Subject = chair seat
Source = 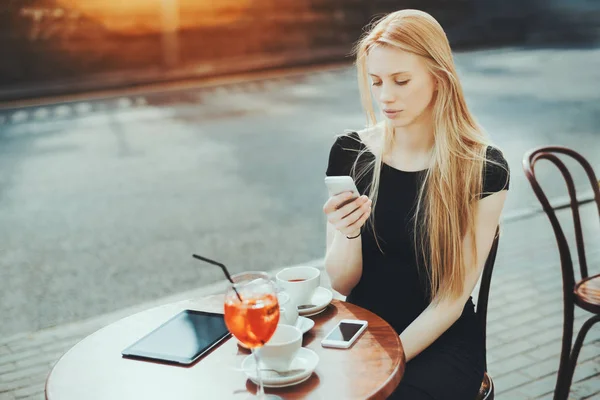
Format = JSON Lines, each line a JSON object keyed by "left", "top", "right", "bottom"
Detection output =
{"left": 574, "top": 273, "right": 600, "bottom": 314}
{"left": 475, "top": 372, "right": 494, "bottom": 400}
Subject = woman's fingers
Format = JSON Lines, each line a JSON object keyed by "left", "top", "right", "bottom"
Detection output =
{"left": 328, "top": 196, "right": 370, "bottom": 224}
{"left": 345, "top": 206, "right": 371, "bottom": 232}
{"left": 323, "top": 191, "right": 356, "bottom": 215}
{"left": 323, "top": 192, "right": 372, "bottom": 236}
{"left": 334, "top": 199, "right": 372, "bottom": 233}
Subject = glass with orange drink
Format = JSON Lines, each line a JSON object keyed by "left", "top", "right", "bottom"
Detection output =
{"left": 224, "top": 272, "right": 281, "bottom": 399}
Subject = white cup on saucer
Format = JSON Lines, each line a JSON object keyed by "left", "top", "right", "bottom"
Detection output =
{"left": 257, "top": 325, "right": 302, "bottom": 372}
{"left": 277, "top": 291, "right": 299, "bottom": 326}
{"left": 276, "top": 267, "right": 320, "bottom": 308}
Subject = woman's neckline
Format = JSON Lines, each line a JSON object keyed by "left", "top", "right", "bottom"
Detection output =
{"left": 382, "top": 162, "right": 428, "bottom": 174}
{"left": 349, "top": 131, "right": 429, "bottom": 174}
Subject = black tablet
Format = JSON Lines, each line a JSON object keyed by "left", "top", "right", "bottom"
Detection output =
{"left": 121, "top": 309, "right": 230, "bottom": 365}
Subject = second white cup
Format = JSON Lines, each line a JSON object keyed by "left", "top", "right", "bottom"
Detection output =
{"left": 257, "top": 324, "right": 302, "bottom": 371}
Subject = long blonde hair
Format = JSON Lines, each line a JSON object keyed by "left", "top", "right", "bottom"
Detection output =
{"left": 353, "top": 9, "right": 491, "bottom": 303}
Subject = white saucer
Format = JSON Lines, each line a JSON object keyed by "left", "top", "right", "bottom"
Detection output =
{"left": 241, "top": 347, "right": 319, "bottom": 388}
{"left": 294, "top": 316, "right": 315, "bottom": 334}
{"left": 238, "top": 318, "right": 314, "bottom": 349}
{"left": 297, "top": 287, "right": 333, "bottom": 316}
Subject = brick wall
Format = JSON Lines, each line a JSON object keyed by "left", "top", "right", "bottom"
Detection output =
{"left": 1, "top": 0, "right": 598, "bottom": 101}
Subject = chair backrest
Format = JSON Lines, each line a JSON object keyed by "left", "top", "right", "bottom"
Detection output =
{"left": 523, "top": 146, "right": 600, "bottom": 294}
{"left": 476, "top": 228, "right": 500, "bottom": 370}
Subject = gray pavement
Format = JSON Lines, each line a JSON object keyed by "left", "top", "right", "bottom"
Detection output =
{"left": 1, "top": 47, "right": 599, "bottom": 339}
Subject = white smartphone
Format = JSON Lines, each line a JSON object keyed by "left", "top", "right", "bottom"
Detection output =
{"left": 320, "top": 319, "right": 368, "bottom": 349}
{"left": 324, "top": 176, "right": 360, "bottom": 199}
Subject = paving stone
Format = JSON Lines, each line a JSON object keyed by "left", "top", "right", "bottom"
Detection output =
{"left": 490, "top": 354, "right": 537, "bottom": 377}
{"left": 525, "top": 340, "right": 563, "bottom": 361}
{"left": 16, "top": 394, "right": 44, "bottom": 400}
{"left": 0, "top": 392, "right": 16, "bottom": 400}
{"left": 529, "top": 326, "right": 565, "bottom": 346}
{"left": 572, "top": 357, "right": 600, "bottom": 383}
{"left": 487, "top": 335, "right": 506, "bottom": 350}
{"left": 493, "top": 371, "right": 532, "bottom": 393}
{"left": 513, "top": 374, "right": 557, "bottom": 398}
{"left": 494, "top": 389, "right": 533, "bottom": 400}
{"left": 495, "top": 323, "right": 539, "bottom": 342}
{"left": 490, "top": 340, "right": 537, "bottom": 361}
{"left": 533, "top": 313, "right": 565, "bottom": 330}
{"left": 571, "top": 374, "right": 600, "bottom": 399}
{"left": 522, "top": 357, "right": 559, "bottom": 379}
{"left": 0, "top": 365, "right": 49, "bottom": 384}
{"left": 0, "top": 364, "right": 16, "bottom": 375}
{"left": 0, "top": 372, "right": 48, "bottom": 393}
{"left": 12, "top": 383, "right": 44, "bottom": 399}
{"left": 14, "top": 352, "right": 65, "bottom": 371}
{"left": 0, "top": 351, "right": 39, "bottom": 368}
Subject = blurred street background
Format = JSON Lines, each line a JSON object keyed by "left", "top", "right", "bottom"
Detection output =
{"left": 1, "top": 45, "right": 600, "bottom": 339}
{"left": 1, "top": 0, "right": 599, "bottom": 338}
{"left": 0, "top": 1, "right": 599, "bottom": 393}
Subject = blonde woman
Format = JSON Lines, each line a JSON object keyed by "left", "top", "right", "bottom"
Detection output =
{"left": 323, "top": 10, "right": 510, "bottom": 399}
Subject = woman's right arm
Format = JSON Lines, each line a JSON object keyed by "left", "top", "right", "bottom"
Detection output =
{"left": 323, "top": 192, "right": 372, "bottom": 296}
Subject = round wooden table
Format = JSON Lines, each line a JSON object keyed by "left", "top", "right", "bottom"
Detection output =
{"left": 46, "top": 296, "right": 405, "bottom": 399}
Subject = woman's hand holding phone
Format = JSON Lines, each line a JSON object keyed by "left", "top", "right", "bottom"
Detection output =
{"left": 323, "top": 192, "right": 372, "bottom": 238}
{"left": 323, "top": 177, "right": 366, "bottom": 294}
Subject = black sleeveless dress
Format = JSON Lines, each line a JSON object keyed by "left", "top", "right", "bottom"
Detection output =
{"left": 325, "top": 132, "right": 510, "bottom": 400}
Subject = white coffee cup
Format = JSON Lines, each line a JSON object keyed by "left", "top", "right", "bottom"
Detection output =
{"left": 276, "top": 267, "right": 320, "bottom": 307}
{"left": 257, "top": 325, "right": 302, "bottom": 371}
{"left": 277, "top": 291, "right": 299, "bottom": 326}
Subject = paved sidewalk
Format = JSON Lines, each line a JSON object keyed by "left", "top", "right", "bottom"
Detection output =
{"left": 1, "top": 207, "right": 599, "bottom": 399}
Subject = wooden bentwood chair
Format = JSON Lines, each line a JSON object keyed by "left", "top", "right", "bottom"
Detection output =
{"left": 523, "top": 146, "right": 600, "bottom": 400}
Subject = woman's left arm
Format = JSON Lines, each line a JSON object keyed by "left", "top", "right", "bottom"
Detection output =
{"left": 399, "top": 190, "right": 508, "bottom": 362}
